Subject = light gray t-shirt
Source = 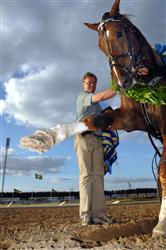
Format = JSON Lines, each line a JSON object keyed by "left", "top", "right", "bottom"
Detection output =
{"left": 77, "top": 91, "right": 102, "bottom": 122}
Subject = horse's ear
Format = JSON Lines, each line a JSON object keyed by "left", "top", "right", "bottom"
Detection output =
{"left": 84, "top": 23, "right": 99, "bottom": 31}
{"left": 110, "top": 0, "right": 120, "bottom": 16}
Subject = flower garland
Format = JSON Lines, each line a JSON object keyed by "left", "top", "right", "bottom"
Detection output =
{"left": 110, "top": 79, "right": 166, "bottom": 105}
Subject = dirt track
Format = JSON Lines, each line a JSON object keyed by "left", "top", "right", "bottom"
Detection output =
{"left": 1, "top": 202, "right": 166, "bottom": 249}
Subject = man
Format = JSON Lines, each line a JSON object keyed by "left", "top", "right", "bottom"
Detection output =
{"left": 75, "top": 72, "right": 116, "bottom": 226}
{"left": 137, "top": 65, "right": 166, "bottom": 76}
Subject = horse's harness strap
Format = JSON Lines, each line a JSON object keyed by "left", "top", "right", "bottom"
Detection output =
{"left": 102, "top": 21, "right": 130, "bottom": 69}
{"left": 110, "top": 53, "right": 129, "bottom": 62}
{"left": 102, "top": 28, "right": 114, "bottom": 61}
{"left": 98, "top": 17, "right": 121, "bottom": 30}
{"left": 141, "top": 74, "right": 163, "bottom": 145}
{"left": 99, "top": 16, "right": 131, "bottom": 69}
{"left": 147, "top": 76, "right": 163, "bottom": 86}
{"left": 140, "top": 103, "right": 163, "bottom": 144}
{"left": 140, "top": 104, "right": 152, "bottom": 127}
{"left": 160, "top": 158, "right": 166, "bottom": 164}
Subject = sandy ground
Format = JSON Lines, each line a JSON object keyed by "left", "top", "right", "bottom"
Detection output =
{"left": 1, "top": 202, "right": 166, "bottom": 249}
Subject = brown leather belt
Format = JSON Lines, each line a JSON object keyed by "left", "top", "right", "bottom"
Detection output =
{"left": 81, "top": 131, "right": 93, "bottom": 136}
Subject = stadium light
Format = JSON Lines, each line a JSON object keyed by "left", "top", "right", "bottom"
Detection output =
{"left": 1, "top": 137, "right": 10, "bottom": 198}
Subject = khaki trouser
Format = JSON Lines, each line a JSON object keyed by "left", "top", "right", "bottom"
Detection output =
{"left": 75, "top": 133, "right": 105, "bottom": 219}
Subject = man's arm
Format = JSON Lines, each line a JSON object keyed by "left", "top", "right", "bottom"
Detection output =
{"left": 92, "top": 89, "right": 116, "bottom": 102}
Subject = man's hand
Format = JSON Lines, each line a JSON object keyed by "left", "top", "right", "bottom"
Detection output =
{"left": 136, "top": 67, "right": 149, "bottom": 76}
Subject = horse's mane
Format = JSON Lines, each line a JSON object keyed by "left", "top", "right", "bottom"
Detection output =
{"left": 122, "top": 14, "right": 163, "bottom": 67}
{"left": 152, "top": 50, "right": 164, "bottom": 66}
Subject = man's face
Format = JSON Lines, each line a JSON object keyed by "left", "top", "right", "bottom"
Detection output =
{"left": 83, "top": 76, "right": 97, "bottom": 93}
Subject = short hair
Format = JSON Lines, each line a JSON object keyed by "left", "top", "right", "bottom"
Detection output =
{"left": 82, "top": 72, "right": 97, "bottom": 82}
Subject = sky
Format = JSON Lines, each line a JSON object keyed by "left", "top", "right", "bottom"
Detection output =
{"left": 0, "top": 0, "right": 165, "bottom": 193}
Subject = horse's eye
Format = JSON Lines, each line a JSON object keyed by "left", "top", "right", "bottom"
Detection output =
{"left": 117, "top": 31, "right": 122, "bottom": 38}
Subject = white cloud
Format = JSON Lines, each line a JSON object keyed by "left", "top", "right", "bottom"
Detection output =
{"left": 0, "top": 147, "right": 15, "bottom": 156}
{"left": 2, "top": 63, "right": 77, "bottom": 127}
{"left": 118, "top": 131, "right": 148, "bottom": 144}
{"left": 109, "top": 176, "right": 154, "bottom": 184}
{"left": 0, "top": 100, "right": 6, "bottom": 115}
{"left": 104, "top": 176, "right": 156, "bottom": 190}
{"left": 0, "top": 154, "right": 69, "bottom": 176}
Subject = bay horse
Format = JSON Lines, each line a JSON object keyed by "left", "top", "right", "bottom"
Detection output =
{"left": 84, "top": 0, "right": 166, "bottom": 238}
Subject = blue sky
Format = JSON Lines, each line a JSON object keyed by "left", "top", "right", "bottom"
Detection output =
{"left": 0, "top": 0, "right": 165, "bottom": 192}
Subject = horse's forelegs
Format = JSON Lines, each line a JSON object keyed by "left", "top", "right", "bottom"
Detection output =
{"left": 159, "top": 137, "right": 166, "bottom": 197}
{"left": 153, "top": 136, "right": 166, "bottom": 238}
{"left": 83, "top": 108, "right": 146, "bottom": 131}
{"left": 83, "top": 109, "right": 127, "bottom": 131}
{"left": 83, "top": 111, "right": 113, "bottom": 131}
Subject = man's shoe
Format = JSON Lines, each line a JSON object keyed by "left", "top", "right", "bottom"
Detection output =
{"left": 81, "top": 215, "right": 93, "bottom": 226}
{"left": 93, "top": 215, "right": 113, "bottom": 225}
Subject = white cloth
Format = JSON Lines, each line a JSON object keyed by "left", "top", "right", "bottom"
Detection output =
{"left": 20, "top": 122, "right": 89, "bottom": 153}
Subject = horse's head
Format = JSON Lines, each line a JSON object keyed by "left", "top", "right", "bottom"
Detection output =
{"left": 85, "top": 0, "right": 152, "bottom": 90}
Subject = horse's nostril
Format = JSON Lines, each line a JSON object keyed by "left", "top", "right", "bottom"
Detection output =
{"left": 123, "top": 79, "right": 132, "bottom": 90}
{"left": 123, "top": 81, "right": 129, "bottom": 89}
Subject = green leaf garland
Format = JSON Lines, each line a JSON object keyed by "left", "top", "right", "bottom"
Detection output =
{"left": 110, "top": 79, "right": 166, "bottom": 105}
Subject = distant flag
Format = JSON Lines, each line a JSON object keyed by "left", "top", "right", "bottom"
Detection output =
{"left": 52, "top": 188, "right": 57, "bottom": 192}
{"left": 14, "top": 188, "right": 22, "bottom": 193}
{"left": 127, "top": 181, "right": 132, "bottom": 190}
{"left": 35, "top": 173, "right": 43, "bottom": 180}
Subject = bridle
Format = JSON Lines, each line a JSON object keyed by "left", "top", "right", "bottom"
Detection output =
{"left": 98, "top": 13, "right": 163, "bottom": 87}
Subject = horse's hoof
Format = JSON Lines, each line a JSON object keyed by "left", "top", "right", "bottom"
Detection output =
{"left": 152, "top": 198, "right": 166, "bottom": 238}
{"left": 152, "top": 224, "right": 166, "bottom": 238}
{"left": 83, "top": 116, "right": 99, "bottom": 131}
{"left": 152, "top": 231, "right": 166, "bottom": 239}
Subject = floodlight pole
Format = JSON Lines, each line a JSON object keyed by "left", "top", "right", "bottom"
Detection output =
{"left": 1, "top": 137, "right": 10, "bottom": 198}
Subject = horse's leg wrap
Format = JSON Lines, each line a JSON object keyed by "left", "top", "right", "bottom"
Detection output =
{"left": 152, "top": 198, "right": 166, "bottom": 238}
{"left": 20, "top": 122, "right": 88, "bottom": 153}
{"left": 152, "top": 136, "right": 166, "bottom": 238}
